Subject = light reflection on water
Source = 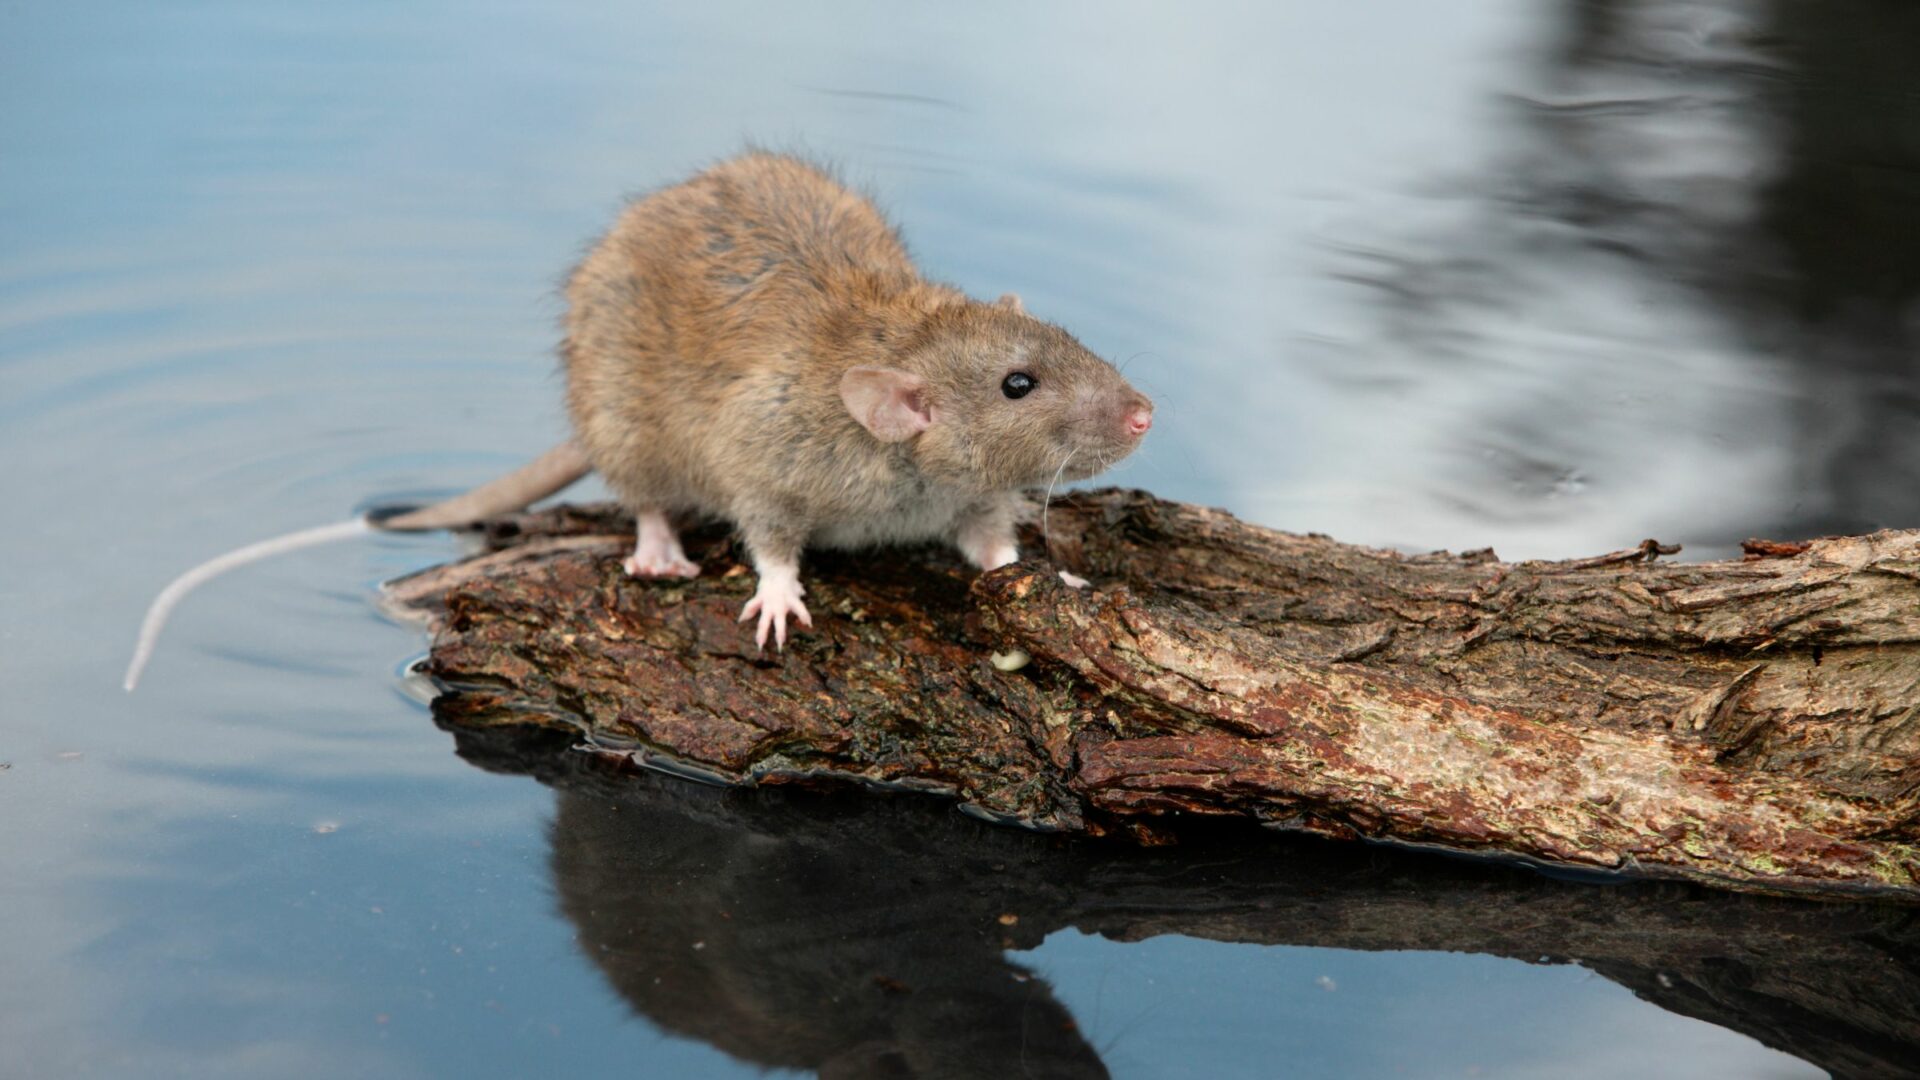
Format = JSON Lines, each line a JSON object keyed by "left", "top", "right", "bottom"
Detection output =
{"left": 6, "top": 0, "right": 1912, "bottom": 1076}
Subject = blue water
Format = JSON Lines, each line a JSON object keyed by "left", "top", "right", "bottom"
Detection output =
{"left": 8, "top": 1, "right": 1913, "bottom": 1076}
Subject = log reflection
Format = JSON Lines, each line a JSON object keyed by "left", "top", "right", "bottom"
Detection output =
{"left": 447, "top": 719, "right": 1920, "bottom": 1080}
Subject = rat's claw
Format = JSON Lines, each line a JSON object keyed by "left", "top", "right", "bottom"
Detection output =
{"left": 739, "top": 575, "right": 812, "bottom": 650}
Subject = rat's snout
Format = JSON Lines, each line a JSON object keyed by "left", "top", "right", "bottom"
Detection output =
{"left": 1071, "top": 385, "right": 1154, "bottom": 469}
{"left": 1112, "top": 389, "right": 1154, "bottom": 443}
{"left": 1056, "top": 375, "right": 1154, "bottom": 482}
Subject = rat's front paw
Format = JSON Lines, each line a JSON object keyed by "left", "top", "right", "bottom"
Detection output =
{"left": 1058, "top": 570, "right": 1090, "bottom": 589}
{"left": 739, "top": 574, "right": 813, "bottom": 650}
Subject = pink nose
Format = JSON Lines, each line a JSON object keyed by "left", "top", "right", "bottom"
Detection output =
{"left": 1124, "top": 407, "right": 1153, "bottom": 437}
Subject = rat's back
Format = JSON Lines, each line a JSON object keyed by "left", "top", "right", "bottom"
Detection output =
{"left": 688, "top": 153, "right": 915, "bottom": 287}
{"left": 567, "top": 153, "right": 916, "bottom": 366}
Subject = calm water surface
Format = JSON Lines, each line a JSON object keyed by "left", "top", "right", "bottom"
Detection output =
{"left": 6, "top": 2, "right": 1917, "bottom": 1077}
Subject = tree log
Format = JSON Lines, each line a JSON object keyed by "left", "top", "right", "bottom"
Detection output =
{"left": 385, "top": 490, "right": 1920, "bottom": 902}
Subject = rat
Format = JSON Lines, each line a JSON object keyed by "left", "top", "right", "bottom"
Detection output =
{"left": 124, "top": 151, "right": 1153, "bottom": 689}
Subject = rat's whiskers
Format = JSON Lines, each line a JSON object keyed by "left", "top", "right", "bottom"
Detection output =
{"left": 1041, "top": 449, "right": 1075, "bottom": 560}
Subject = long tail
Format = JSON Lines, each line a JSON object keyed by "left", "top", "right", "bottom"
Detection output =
{"left": 123, "top": 440, "right": 592, "bottom": 691}
{"left": 377, "top": 440, "right": 590, "bottom": 531}
{"left": 123, "top": 519, "right": 371, "bottom": 691}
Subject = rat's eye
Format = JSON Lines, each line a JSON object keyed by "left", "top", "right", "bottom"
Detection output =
{"left": 1001, "top": 372, "right": 1037, "bottom": 399}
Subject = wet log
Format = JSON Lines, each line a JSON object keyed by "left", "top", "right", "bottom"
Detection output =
{"left": 384, "top": 490, "right": 1920, "bottom": 903}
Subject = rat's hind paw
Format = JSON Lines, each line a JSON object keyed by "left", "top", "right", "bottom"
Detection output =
{"left": 624, "top": 510, "right": 701, "bottom": 578}
{"left": 739, "top": 575, "right": 812, "bottom": 650}
{"left": 1058, "top": 570, "right": 1090, "bottom": 589}
{"left": 624, "top": 551, "right": 701, "bottom": 578}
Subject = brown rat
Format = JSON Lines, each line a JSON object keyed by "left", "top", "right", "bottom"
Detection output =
{"left": 564, "top": 152, "right": 1152, "bottom": 645}
{"left": 124, "top": 151, "right": 1152, "bottom": 686}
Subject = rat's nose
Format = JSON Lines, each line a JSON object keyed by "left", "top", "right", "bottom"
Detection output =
{"left": 1124, "top": 404, "right": 1153, "bottom": 438}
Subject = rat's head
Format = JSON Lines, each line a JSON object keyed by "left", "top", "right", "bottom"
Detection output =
{"left": 840, "top": 299, "right": 1153, "bottom": 491}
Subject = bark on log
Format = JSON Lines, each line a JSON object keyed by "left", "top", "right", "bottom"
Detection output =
{"left": 384, "top": 490, "right": 1920, "bottom": 903}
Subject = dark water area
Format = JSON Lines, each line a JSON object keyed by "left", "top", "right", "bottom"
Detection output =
{"left": 5, "top": 2, "right": 1918, "bottom": 1077}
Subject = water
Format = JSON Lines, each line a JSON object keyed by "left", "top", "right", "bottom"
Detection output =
{"left": 4, "top": 1, "right": 1915, "bottom": 1076}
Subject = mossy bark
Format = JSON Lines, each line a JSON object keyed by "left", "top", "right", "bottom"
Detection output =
{"left": 385, "top": 490, "right": 1920, "bottom": 903}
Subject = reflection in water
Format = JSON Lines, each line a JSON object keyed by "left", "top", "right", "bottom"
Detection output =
{"left": 462, "top": 722, "right": 1920, "bottom": 1080}
{"left": 1737, "top": 2, "right": 1920, "bottom": 534}
{"left": 1320, "top": 0, "right": 1920, "bottom": 546}
{"left": 551, "top": 776, "right": 1108, "bottom": 1079}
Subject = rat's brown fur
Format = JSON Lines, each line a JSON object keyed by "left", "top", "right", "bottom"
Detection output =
{"left": 562, "top": 152, "right": 1151, "bottom": 643}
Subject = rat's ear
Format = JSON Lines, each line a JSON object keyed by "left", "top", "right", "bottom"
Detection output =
{"left": 841, "top": 367, "right": 934, "bottom": 442}
{"left": 995, "top": 293, "right": 1024, "bottom": 313}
